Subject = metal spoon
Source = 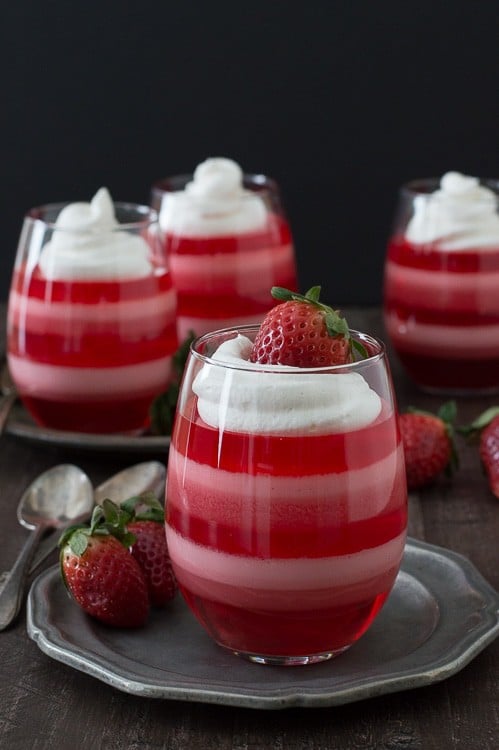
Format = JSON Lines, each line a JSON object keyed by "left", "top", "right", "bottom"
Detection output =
{"left": 94, "top": 459, "right": 166, "bottom": 506}
{"left": 0, "top": 464, "right": 94, "bottom": 630}
{"left": 0, "top": 362, "right": 17, "bottom": 436}
{"left": 29, "top": 460, "right": 166, "bottom": 574}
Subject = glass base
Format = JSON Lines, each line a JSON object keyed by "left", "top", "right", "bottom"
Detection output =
{"left": 231, "top": 645, "right": 351, "bottom": 666}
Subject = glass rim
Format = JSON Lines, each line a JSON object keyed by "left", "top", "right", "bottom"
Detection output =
{"left": 189, "top": 324, "right": 386, "bottom": 374}
{"left": 400, "top": 176, "right": 499, "bottom": 198}
{"left": 151, "top": 172, "right": 280, "bottom": 196}
{"left": 25, "top": 201, "right": 159, "bottom": 231}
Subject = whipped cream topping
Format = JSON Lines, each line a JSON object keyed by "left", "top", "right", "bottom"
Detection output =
{"left": 38, "top": 188, "right": 153, "bottom": 280}
{"left": 159, "top": 158, "right": 268, "bottom": 237}
{"left": 193, "top": 335, "right": 381, "bottom": 435}
{"left": 406, "top": 171, "right": 499, "bottom": 250}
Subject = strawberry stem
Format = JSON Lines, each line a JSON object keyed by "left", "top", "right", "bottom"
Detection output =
{"left": 120, "top": 492, "right": 164, "bottom": 523}
{"left": 271, "top": 286, "right": 367, "bottom": 359}
{"left": 458, "top": 406, "right": 499, "bottom": 438}
{"left": 58, "top": 499, "right": 137, "bottom": 554}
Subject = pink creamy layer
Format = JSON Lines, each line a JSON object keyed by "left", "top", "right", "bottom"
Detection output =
{"left": 169, "top": 243, "right": 294, "bottom": 290}
{"left": 9, "top": 354, "right": 173, "bottom": 400}
{"left": 384, "top": 261, "right": 499, "bottom": 313}
{"left": 168, "top": 444, "right": 404, "bottom": 525}
{"left": 166, "top": 527, "right": 406, "bottom": 610}
{"left": 385, "top": 311, "right": 499, "bottom": 358}
{"left": 8, "top": 288, "right": 177, "bottom": 335}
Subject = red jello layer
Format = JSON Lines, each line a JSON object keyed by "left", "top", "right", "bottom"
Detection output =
{"left": 168, "top": 503, "right": 406, "bottom": 559}
{"left": 8, "top": 266, "right": 177, "bottom": 367}
{"left": 21, "top": 394, "right": 156, "bottom": 433}
{"left": 165, "top": 215, "right": 292, "bottom": 256}
{"left": 384, "top": 235, "right": 499, "bottom": 391}
{"left": 384, "top": 238, "right": 499, "bottom": 323}
{"left": 175, "top": 272, "right": 297, "bottom": 319}
{"left": 167, "top": 405, "right": 407, "bottom": 557}
{"left": 386, "top": 236, "right": 499, "bottom": 272}
{"left": 10, "top": 264, "right": 175, "bottom": 302}
{"left": 179, "top": 587, "right": 390, "bottom": 657}
{"left": 167, "top": 400, "right": 407, "bottom": 654}
{"left": 172, "top": 402, "right": 399, "bottom": 476}
{"left": 8, "top": 263, "right": 178, "bottom": 431}
{"left": 8, "top": 328, "right": 177, "bottom": 367}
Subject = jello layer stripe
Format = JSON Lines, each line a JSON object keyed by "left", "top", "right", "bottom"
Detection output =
{"left": 8, "top": 354, "right": 173, "bottom": 398}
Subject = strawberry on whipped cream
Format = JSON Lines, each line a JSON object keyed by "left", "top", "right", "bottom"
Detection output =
{"left": 155, "top": 158, "right": 297, "bottom": 339}
{"left": 7, "top": 189, "right": 178, "bottom": 433}
{"left": 166, "top": 324, "right": 407, "bottom": 662}
{"left": 384, "top": 172, "right": 499, "bottom": 393}
{"left": 191, "top": 334, "right": 382, "bottom": 433}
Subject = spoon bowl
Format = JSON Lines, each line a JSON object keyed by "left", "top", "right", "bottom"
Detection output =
{"left": 94, "top": 460, "right": 166, "bottom": 506}
{"left": 17, "top": 464, "right": 94, "bottom": 530}
{"left": 0, "top": 464, "right": 93, "bottom": 630}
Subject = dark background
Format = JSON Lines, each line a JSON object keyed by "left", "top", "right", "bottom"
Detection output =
{"left": 2, "top": 1, "right": 498, "bottom": 304}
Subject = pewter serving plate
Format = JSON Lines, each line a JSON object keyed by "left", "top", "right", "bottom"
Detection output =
{"left": 27, "top": 538, "right": 499, "bottom": 709}
{"left": 6, "top": 402, "right": 170, "bottom": 454}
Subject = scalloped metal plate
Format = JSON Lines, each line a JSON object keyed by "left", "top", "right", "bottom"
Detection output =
{"left": 6, "top": 402, "right": 169, "bottom": 454}
{"left": 27, "top": 538, "right": 499, "bottom": 709}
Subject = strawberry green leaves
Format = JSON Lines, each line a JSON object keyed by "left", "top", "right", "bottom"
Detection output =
{"left": 269, "top": 286, "right": 368, "bottom": 362}
{"left": 120, "top": 492, "right": 164, "bottom": 523}
{"left": 59, "top": 499, "right": 136, "bottom": 557}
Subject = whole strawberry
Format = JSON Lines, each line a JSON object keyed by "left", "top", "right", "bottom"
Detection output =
{"left": 459, "top": 407, "right": 499, "bottom": 499}
{"left": 59, "top": 501, "right": 149, "bottom": 628}
{"left": 250, "top": 286, "right": 366, "bottom": 367}
{"left": 399, "top": 401, "right": 458, "bottom": 490}
{"left": 121, "top": 492, "right": 176, "bottom": 607}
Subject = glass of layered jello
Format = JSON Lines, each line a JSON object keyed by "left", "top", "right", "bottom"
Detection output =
{"left": 7, "top": 188, "right": 178, "bottom": 433}
{"left": 166, "top": 288, "right": 407, "bottom": 665}
{"left": 151, "top": 157, "right": 298, "bottom": 340}
{"left": 384, "top": 171, "right": 499, "bottom": 394}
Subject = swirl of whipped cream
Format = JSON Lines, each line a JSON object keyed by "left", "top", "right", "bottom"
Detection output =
{"left": 193, "top": 335, "right": 381, "bottom": 435}
{"left": 38, "top": 188, "right": 153, "bottom": 280}
{"left": 159, "top": 157, "right": 268, "bottom": 237}
{"left": 405, "top": 171, "right": 499, "bottom": 250}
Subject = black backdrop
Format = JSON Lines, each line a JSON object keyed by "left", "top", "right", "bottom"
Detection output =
{"left": 2, "top": 0, "right": 498, "bottom": 304}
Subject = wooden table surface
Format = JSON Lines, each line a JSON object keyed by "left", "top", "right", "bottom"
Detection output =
{"left": 0, "top": 305, "right": 498, "bottom": 750}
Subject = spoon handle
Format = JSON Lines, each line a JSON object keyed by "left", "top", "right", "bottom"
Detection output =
{"left": 0, "top": 524, "right": 46, "bottom": 630}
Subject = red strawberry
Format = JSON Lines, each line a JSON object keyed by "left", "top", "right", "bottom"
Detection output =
{"left": 399, "top": 401, "right": 458, "bottom": 490}
{"left": 120, "top": 492, "right": 177, "bottom": 607}
{"left": 59, "top": 502, "right": 149, "bottom": 628}
{"left": 459, "top": 407, "right": 499, "bottom": 499}
{"left": 250, "top": 286, "right": 366, "bottom": 367}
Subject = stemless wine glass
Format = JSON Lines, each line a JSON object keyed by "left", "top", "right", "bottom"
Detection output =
{"left": 166, "top": 325, "right": 408, "bottom": 665}
{"left": 151, "top": 158, "right": 298, "bottom": 341}
{"left": 7, "top": 191, "right": 178, "bottom": 434}
{"left": 383, "top": 172, "right": 499, "bottom": 394}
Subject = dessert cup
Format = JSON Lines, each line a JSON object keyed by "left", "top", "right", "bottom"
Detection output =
{"left": 7, "top": 191, "right": 178, "bottom": 433}
{"left": 151, "top": 158, "right": 298, "bottom": 341}
{"left": 383, "top": 173, "right": 499, "bottom": 394}
{"left": 165, "top": 325, "right": 408, "bottom": 665}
